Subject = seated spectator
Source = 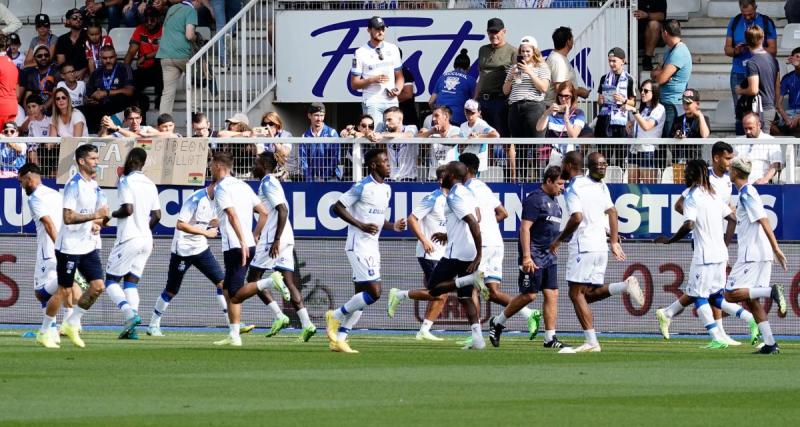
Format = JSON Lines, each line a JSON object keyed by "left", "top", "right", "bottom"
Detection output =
{"left": 669, "top": 88, "right": 710, "bottom": 164}
{"left": 625, "top": 79, "right": 664, "bottom": 183}
{"left": 20, "top": 95, "right": 51, "bottom": 138}
{"left": 24, "top": 15, "right": 58, "bottom": 69}
{"left": 124, "top": 7, "right": 163, "bottom": 122}
{"left": 340, "top": 114, "right": 375, "bottom": 139}
{"left": 0, "top": 4, "right": 22, "bottom": 38}
{"left": 56, "top": 63, "right": 87, "bottom": 108}
{"left": 217, "top": 113, "right": 253, "bottom": 138}
{"left": 738, "top": 112, "right": 783, "bottom": 184}
{"left": 156, "top": 113, "right": 180, "bottom": 137}
{"left": 595, "top": 47, "right": 636, "bottom": 166}
{"left": 374, "top": 106, "right": 418, "bottom": 182}
{"left": 0, "top": 122, "right": 26, "bottom": 178}
{"left": 299, "top": 102, "right": 340, "bottom": 182}
{"left": 430, "top": 49, "right": 475, "bottom": 126}
{"left": 18, "top": 46, "right": 58, "bottom": 111}
{"left": 633, "top": 0, "right": 666, "bottom": 71}
{"left": 83, "top": 45, "right": 136, "bottom": 133}
{"left": 82, "top": 0, "right": 137, "bottom": 31}
{"left": 254, "top": 111, "right": 292, "bottom": 161}
{"left": 56, "top": 9, "right": 89, "bottom": 80}
{"left": 49, "top": 87, "right": 88, "bottom": 137}
{"left": 537, "top": 81, "right": 586, "bottom": 165}
{"left": 85, "top": 21, "right": 114, "bottom": 76}
{"left": 191, "top": 111, "right": 215, "bottom": 137}
{"left": 418, "top": 106, "right": 459, "bottom": 180}
{"left": 459, "top": 99, "right": 498, "bottom": 175}
{"left": 7, "top": 33, "right": 24, "bottom": 69}
{"left": 99, "top": 106, "right": 158, "bottom": 137}
{"left": 776, "top": 47, "right": 800, "bottom": 137}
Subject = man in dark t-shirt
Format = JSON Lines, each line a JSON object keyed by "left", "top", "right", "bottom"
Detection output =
{"left": 669, "top": 88, "right": 710, "bottom": 163}
{"left": 55, "top": 9, "right": 89, "bottom": 79}
{"left": 83, "top": 45, "right": 135, "bottom": 133}
{"left": 398, "top": 67, "right": 419, "bottom": 127}
{"left": 488, "top": 166, "right": 569, "bottom": 350}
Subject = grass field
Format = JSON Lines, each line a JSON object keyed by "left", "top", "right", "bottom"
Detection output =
{"left": 1, "top": 328, "right": 799, "bottom": 426}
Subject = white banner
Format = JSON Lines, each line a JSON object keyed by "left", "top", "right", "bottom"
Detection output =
{"left": 275, "top": 9, "right": 627, "bottom": 102}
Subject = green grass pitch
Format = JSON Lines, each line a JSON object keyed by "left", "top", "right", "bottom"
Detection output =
{"left": 1, "top": 329, "right": 799, "bottom": 426}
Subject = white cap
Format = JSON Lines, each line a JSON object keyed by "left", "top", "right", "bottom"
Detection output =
{"left": 520, "top": 35, "right": 538, "bottom": 49}
{"left": 464, "top": 99, "right": 480, "bottom": 112}
{"left": 731, "top": 155, "right": 752, "bottom": 174}
{"left": 226, "top": 113, "right": 250, "bottom": 125}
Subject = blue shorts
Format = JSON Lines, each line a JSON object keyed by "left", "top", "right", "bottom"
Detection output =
{"left": 417, "top": 257, "right": 438, "bottom": 282}
{"left": 428, "top": 258, "right": 473, "bottom": 298}
{"left": 56, "top": 250, "right": 103, "bottom": 288}
{"left": 223, "top": 247, "right": 255, "bottom": 298}
{"left": 518, "top": 263, "right": 558, "bottom": 293}
{"left": 165, "top": 248, "right": 225, "bottom": 294}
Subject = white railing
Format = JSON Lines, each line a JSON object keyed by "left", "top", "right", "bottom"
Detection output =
{"left": 185, "top": 0, "right": 276, "bottom": 132}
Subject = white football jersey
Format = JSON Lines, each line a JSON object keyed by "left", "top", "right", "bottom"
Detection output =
{"left": 56, "top": 173, "right": 101, "bottom": 255}
{"left": 684, "top": 186, "right": 732, "bottom": 265}
{"left": 115, "top": 171, "right": 159, "bottom": 244}
{"left": 565, "top": 175, "right": 614, "bottom": 253}
{"left": 464, "top": 178, "right": 503, "bottom": 247}
{"left": 214, "top": 176, "right": 260, "bottom": 250}
{"left": 339, "top": 175, "right": 391, "bottom": 254}
{"left": 709, "top": 167, "right": 732, "bottom": 206}
{"left": 735, "top": 184, "right": 772, "bottom": 262}
{"left": 28, "top": 184, "right": 62, "bottom": 262}
{"left": 444, "top": 183, "right": 479, "bottom": 262}
{"left": 257, "top": 174, "right": 294, "bottom": 245}
{"left": 172, "top": 188, "right": 216, "bottom": 256}
{"left": 411, "top": 188, "right": 447, "bottom": 260}
{"left": 351, "top": 41, "right": 402, "bottom": 105}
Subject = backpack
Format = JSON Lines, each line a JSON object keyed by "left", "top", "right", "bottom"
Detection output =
{"left": 731, "top": 13, "right": 776, "bottom": 47}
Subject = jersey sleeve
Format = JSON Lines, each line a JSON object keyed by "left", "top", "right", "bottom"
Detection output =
{"left": 265, "top": 181, "right": 287, "bottom": 208}
{"left": 565, "top": 186, "right": 582, "bottom": 216}
{"left": 741, "top": 189, "right": 767, "bottom": 223}
{"left": 118, "top": 177, "right": 134, "bottom": 205}
{"left": 449, "top": 190, "right": 477, "bottom": 221}
{"left": 338, "top": 181, "right": 364, "bottom": 208}
{"left": 28, "top": 195, "right": 47, "bottom": 221}
{"left": 350, "top": 51, "right": 362, "bottom": 76}
{"left": 215, "top": 181, "right": 234, "bottom": 211}
{"left": 392, "top": 46, "right": 402, "bottom": 71}
{"left": 683, "top": 193, "right": 698, "bottom": 222}
{"left": 62, "top": 181, "right": 78, "bottom": 211}
{"left": 521, "top": 195, "right": 540, "bottom": 222}
{"left": 601, "top": 184, "right": 614, "bottom": 211}
{"left": 412, "top": 193, "right": 436, "bottom": 220}
{"left": 177, "top": 193, "right": 199, "bottom": 223}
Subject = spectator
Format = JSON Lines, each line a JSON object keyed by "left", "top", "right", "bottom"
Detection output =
{"left": 217, "top": 112, "right": 252, "bottom": 137}
{"left": 148, "top": 0, "right": 170, "bottom": 18}
{"left": 0, "top": 122, "right": 25, "bottom": 178}
{"left": 190, "top": 111, "right": 215, "bottom": 137}
{"left": 776, "top": 47, "right": 800, "bottom": 136}
{"left": 7, "top": 33, "right": 23, "bottom": 69}
{"left": 397, "top": 49, "right": 419, "bottom": 127}
{"left": 0, "top": 4, "right": 21, "bottom": 37}
{"left": 652, "top": 19, "right": 691, "bottom": 140}
{"left": 734, "top": 24, "right": 778, "bottom": 134}
{"left": 99, "top": 106, "right": 158, "bottom": 137}
{"left": 20, "top": 95, "right": 50, "bottom": 168}
{"left": 340, "top": 114, "right": 375, "bottom": 139}
{"left": 253, "top": 111, "right": 292, "bottom": 180}
{"left": 430, "top": 49, "right": 476, "bottom": 126}
{"left": 124, "top": 6, "right": 163, "bottom": 122}
{"left": 156, "top": 113, "right": 180, "bottom": 136}
{"left": 418, "top": 105, "right": 459, "bottom": 180}
{"left": 459, "top": 99, "right": 498, "bottom": 175}
{"left": 633, "top": 0, "right": 666, "bottom": 71}
{"left": 545, "top": 26, "right": 590, "bottom": 106}
{"left": 83, "top": 45, "right": 136, "bottom": 133}
{"left": 350, "top": 16, "right": 403, "bottom": 129}
{"left": 299, "top": 102, "right": 340, "bottom": 182}
{"left": 157, "top": 0, "right": 199, "bottom": 115}
{"left": 477, "top": 17, "right": 515, "bottom": 137}
{"left": 738, "top": 112, "right": 783, "bottom": 184}
{"left": 18, "top": 45, "right": 58, "bottom": 110}
{"left": 595, "top": 47, "right": 636, "bottom": 166}
{"left": 0, "top": 34, "right": 18, "bottom": 125}
{"left": 49, "top": 87, "right": 88, "bottom": 137}
{"left": 537, "top": 81, "right": 586, "bottom": 167}
{"left": 85, "top": 21, "right": 114, "bottom": 76}
{"left": 788, "top": 0, "right": 800, "bottom": 23}
{"left": 56, "top": 63, "right": 87, "bottom": 108}
{"left": 207, "top": 0, "right": 241, "bottom": 68}
{"left": 55, "top": 9, "right": 89, "bottom": 80}
{"left": 82, "top": 0, "right": 136, "bottom": 30}
{"left": 669, "top": 88, "right": 710, "bottom": 163}
{"left": 625, "top": 79, "right": 664, "bottom": 183}
{"left": 24, "top": 15, "right": 57, "bottom": 69}
{"left": 374, "top": 107, "right": 418, "bottom": 182}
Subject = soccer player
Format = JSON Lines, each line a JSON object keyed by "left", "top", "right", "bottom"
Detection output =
{"left": 724, "top": 156, "right": 788, "bottom": 354}
{"left": 209, "top": 151, "right": 280, "bottom": 347}
{"left": 249, "top": 152, "right": 317, "bottom": 342}
{"left": 103, "top": 148, "right": 161, "bottom": 340}
{"left": 653, "top": 160, "right": 737, "bottom": 349}
{"left": 489, "top": 165, "right": 567, "bottom": 349}
{"left": 325, "top": 149, "right": 406, "bottom": 353}
{"left": 58, "top": 145, "right": 111, "bottom": 348}
{"left": 387, "top": 165, "right": 448, "bottom": 341}
{"left": 550, "top": 151, "right": 644, "bottom": 353}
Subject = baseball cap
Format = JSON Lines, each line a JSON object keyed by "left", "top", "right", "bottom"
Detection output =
{"left": 35, "top": 14, "right": 50, "bottom": 27}
{"left": 731, "top": 155, "right": 752, "bottom": 174}
{"left": 225, "top": 113, "right": 249, "bottom": 126}
{"left": 308, "top": 102, "right": 326, "bottom": 114}
{"left": 2, "top": 122, "right": 18, "bottom": 132}
{"left": 519, "top": 35, "right": 538, "bottom": 49}
{"left": 608, "top": 47, "right": 626, "bottom": 60}
{"left": 368, "top": 16, "right": 386, "bottom": 29}
{"left": 65, "top": 8, "right": 82, "bottom": 20}
{"left": 33, "top": 44, "right": 50, "bottom": 56}
{"left": 8, "top": 33, "right": 21, "bottom": 46}
{"left": 682, "top": 88, "right": 700, "bottom": 103}
{"left": 487, "top": 18, "right": 504, "bottom": 32}
{"left": 464, "top": 99, "right": 480, "bottom": 112}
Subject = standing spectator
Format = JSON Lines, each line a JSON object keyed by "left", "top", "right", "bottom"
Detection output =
{"left": 18, "top": 46, "right": 58, "bottom": 111}
{"left": 83, "top": 45, "right": 136, "bottom": 133}
{"left": 459, "top": 99, "right": 499, "bottom": 175}
{"left": 125, "top": 6, "right": 163, "bottom": 121}
{"left": 98, "top": 106, "right": 158, "bottom": 137}
{"left": 0, "top": 4, "right": 21, "bottom": 37}
{"left": 55, "top": 9, "right": 89, "bottom": 80}
{"left": 0, "top": 34, "right": 18, "bottom": 125}
{"left": 545, "top": 26, "right": 590, "bottom": 106}
{"left": 737, "top": 112, "right": 783, "bottom": 184}
{"left": 787, "top": 0, "right": 800, "bottom": 23}
{"left": 776, "top": 47, "right": 800, "bottom": 137}
{"left": 734, "top": 25, "right": 778, "bottom": 134}
{"left": 651, "top": 19, "right": 692, "bottom": 140}
{"left": 669, "top": 88, "right": 710, "bottom": 163}
{"left": 299, "top": 102, "right": 340, "bottom": 182}
{"left": 536, "top": 81, "right": 586, "bottom": 166}
{"left": 7, "top": 33, "right": 24, "bottom": 70}
{"left": 418, "top": 106, "right": 459, "bottom": 180}
{"left": 477, "top": 18, "right": 515, "bottom": 137}
{"left": 207, "top": 0, "right": 241, "bottom": 67}
{"left": 24, "top": 15, "right": 57, "bottom": 69}
{"left": 633, "top": 0, "right": 667, "bottom": 71}
{"left": 82, "top": 0, "right": 136, "bottom": 30}
{"left": 157, "top": 0, "right": 198, "bottom": 115}
{"left": 85, "top": 21, "right": 114, "bottom": 76}
{"left": 49, "top": 87, "right": 88, "bottom": 137}
{"left": 56, "top": 63, "right": 87, "bottom": 108}
{"left": 376, "top": 106, "right": 418, "bottom": 182}
{"left": 430, "top": 49, "right": 476, "bottom": 126}
{"left": 0, "top": 122, "right": 25, "bottom": 178}
{"left": 398, "top": 49, "right": 419, "bottom": 127}
{"left": 625, "top": 80, "right": 664, "bottom": 183}
{"left": 595, "top": 47, "right": 636, "bottom": 166}
{"left": 350, "top": 16, "right": 404, "bottom": 130}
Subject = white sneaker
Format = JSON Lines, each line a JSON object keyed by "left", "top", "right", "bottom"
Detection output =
{"left": 213, "top": 335, "right": 242, "bottom": 347}
{"left": 50, "top": 327, "right": 60, "bottom": 344}
{"left": 573, "top": 343, "right": 601, "bottom": 353}
{"left": 416, "top": 330, "right": 444, "bottom": 341}
{"left": 558, "top": 346, "right": 577, "bottom": 354}
{"left": 625, "top": 276, "right": 644, "bottom": 306}
{"left": 147, "top": 325, "right": 165, "bottom": 337}
{"left": 721, "top": 334, "right": 742, "bottom": 346}
{"left": 462, "top": 336, "right": 485, "bottom": 350}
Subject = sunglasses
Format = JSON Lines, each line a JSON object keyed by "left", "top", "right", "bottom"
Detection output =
{"left": 557, "top": 94, "right": 573, "bottom": 98}
{"left": 70, "top": 15, "right": 83, "bottom": 20}
{"left": 3, "top": 129, "right": 17, "bottom": 135}
{"left": 359, "top": 122, "right": 375, "bottom": 129}
{"left": 375, "top": 47, "right": 383, "bottom": 61}
{"left": 641, "top": 88, "right": 652, "bottom": 94}
{"left": 262, "top": 121, "right": 277, "bottom": 127}
{"left": 55, "top": 96, "right": 68, "bottom": 101}
{"left": 35, "top": 54, "right": 50, "bottom": 59}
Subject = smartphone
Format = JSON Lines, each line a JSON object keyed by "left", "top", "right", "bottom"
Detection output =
{"left": 516, "top": 55, "right": 524, "bottom": 64}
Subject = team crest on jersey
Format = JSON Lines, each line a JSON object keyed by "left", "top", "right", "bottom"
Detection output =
{"left": 443, "top": 76, "right": 460, "bottom": 91}
{"left": 576, "top": 257, "right": 581, "bottom": 263}
{"left": 352, "top": 58, "right": 357, "bottom": 68}
{"left": 66, "top": 261, "right": 75, "bottom": 273}
{"left": 178, "top": 261, "right": 187, "bottom": 272}
{"left": 368, "top": 269, "right": 375, "bottom": 276}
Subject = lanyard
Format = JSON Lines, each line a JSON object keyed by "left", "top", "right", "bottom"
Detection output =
{"left": 38, "top": 66, "right": 52, "bottom": 94}
{"left": 102, "top": 65, "right": 118, "bottom": 91}
{"left": 682, "top": 115, "right": 689, "bottom": 136}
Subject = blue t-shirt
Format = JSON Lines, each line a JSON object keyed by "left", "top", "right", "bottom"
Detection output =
{"left": 432, "top": 70, "right": 477, "bottom": 125}
{"left": 726, "top": 13, "right": 777, "bottom": 74}
{"left": 0, "top": 143, "right": 26, "bottom": 175}
{"left": 300, "top": 124, "right": 340, "bottom": 181}
{"left": 519, "top": 187, "right": 562, "bottom": 268}
{"left": 660, "top": 42, "right": 692, "bottom": 106}
{"left": 780, "top": 71, "right": 800, "bottom": 110}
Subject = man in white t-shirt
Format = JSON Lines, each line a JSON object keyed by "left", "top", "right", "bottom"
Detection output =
{"left": 325, "top": 149, "right": 406, "bottom": 353}
{"left": 738, "top": 112, "right": 784, "bottom": 184}
{"left": 550, "top": 151, "right": 644, "bottom": 353}
{"left": 419, "top": 106, "right": 460, "bottom": 180}
{"left": 724, "top": 156, "right": 788, "bottom": 354}
{"left": 350, "top": 16, "right": 404, "bottom": 129}
{"left": 104, "top": 148, "right": 161, "bottom": 340}
{"left": 372, "top": 106, "right": 418, "bottom": 181}
{"left": 459, "top": 100, "right": 499, "bottom": 174}
{"left": 545, "top": 26, "right": 590, "bottom": 106}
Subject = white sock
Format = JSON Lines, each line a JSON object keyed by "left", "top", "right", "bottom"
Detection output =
{"left": 63, "top": 307, "right": 73, "bottom": 320}
{"left": 256, "top": 277, "right": 274, "bottom": 292}
{"left": 105, "top": 282, "right": 135, "bottom": 320}
{"left": 455, "top": 274, "right": 475, "bottom": 288}
{"left": 584, "top": 329, "right": 598, "bottom": 345}
{"left": 41, "top": 315, "right": 55, "bottom": 333}
{"left": 67, "top": 307, "right": 86, "bottom": 326}
{"left": 334, "top": 292, "right": 373, "bottom": 321}
{"left": 718, "top": 299, "right": 749, "bottom": 319}
{"left": 230, "top": 322, "right": 240, "bottom": 338}
{"left": 337, "top": 310, "right": 363, "bottom": 342}
{"left": 267, "top": 301, "right": 283, "bottom": 317}
{"left": 697, "top": 303, "right": 723, "bottom": 340}
{"left": 545, "top": 330, "right": 556, "bottom": 342}
{"left": 519, "top": 306, "right": 533, "bottom": 318}
{"left": 215, "top": 291, "right": 229, "bottom": 325}
{"left": 662, "top": 299, "right": 685, "bottom": 318}
{"left": 297, "top": 308, "right": 312, "bottom": 329}
{"left": 419, "top": 319, "right": 433, "bottom": 333}
{"left": 716, "top": 319, "right": 728, "bottom": 337}
{"left": 735, "top": 306, "right": 754, "bottom": 322}
{"left": 608, "top": 281, "right": 627, "bottom": 296}
{"left": 397, "top": 290, "right": 409, "bottom": 300}
{"left": 123, "top": 284, "right": 139, "bottom": 311}
{"left": 151, "top": 294, "right": 170, "bottom": 326}
{"left": 495, "top": 312, "right": 508, "bottom": 326}
{"left": 470, "top": 323, "right": 482, "bottom": 342}
{"left": 749, "top": 288, "right": 771, "bottom": 299}
{"left": 758, "top": 321, "right": 776, "bottom": 345}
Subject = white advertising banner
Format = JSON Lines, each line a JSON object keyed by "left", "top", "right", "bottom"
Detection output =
{"left": 275, "top": 9, "right": 628, "bottom": 102}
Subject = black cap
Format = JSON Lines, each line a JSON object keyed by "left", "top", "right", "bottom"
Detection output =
{"left": 3, "top": 121, "right": 18, "bottom": 131}
{"left": 65, "top": 8, "right": 82, "bottom": 20}
{"left": 8, "top": 33, "right": 21, "bottom": 45}
{"left": 35, "top": 14, "right": 50, "bottom": 27}
{"left": 368, "top": 16, "right": 386, "bottom": 29}
{"left": 608, "top": 47, "right": 626, "bottom": 60}
{"left": 682, "top": 88, "right": 700, "bottom": 103}
{"left": 487, "top": 18, "right": 504, "bottom": 33}
{"left": 308, "top": 102, "right": 326, "bottom": 114}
